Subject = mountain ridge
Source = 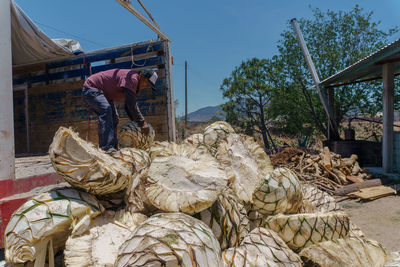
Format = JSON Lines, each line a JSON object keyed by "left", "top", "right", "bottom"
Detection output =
{"left": 180, "top": 105, "right": 226, "bottom": 122}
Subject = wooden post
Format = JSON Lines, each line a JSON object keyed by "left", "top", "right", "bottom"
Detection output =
{"left": 164, "top": 41, "right": 176, "bottom": 142}
{"left": 185, "top": 60, "right": 188, "bottom": 125}
{"left": 382, "top": 63, "right": 394, "bottom": 173}
{"left": 327, "top": 87, "right": 335, "bottom": 140}
{"left": 0, "top": 0, "right": 15, "bottom": 180}
{"left": 116, "top": 0, "right": 169, "bottom": 41}
{"left": 25, "top": 85, "right": 30, "bottom": 153}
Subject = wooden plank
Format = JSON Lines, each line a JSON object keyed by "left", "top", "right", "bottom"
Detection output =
{"left": 319, "top": 147, "right": 332, "bottom": 170}
{"left": 348, "top": 185, "right": 396, "bottom": 200}
{"left": 25, "top": 114, "right": 169, "bottom": 154}
{"left": 116, "top": 1, "right": 169, "bottom": 41}
{"left": 27, "top": 80, "right": 167, "bottom": 97}
{"left": 14, "top": 57, "right": 165, "bottom": 85}
{"left": 12, "top": 62, "right": 46, "bottom": 76}
{"left": 65, "top": 116, "right": 168, "bottom": 145}
{"left": 13, "top": 78, "right": 169, "bottom": 154}
{"left": 114, "top": 51, "right": 162, "bottom": 63}
{"left": 24, "top": 84, "right": 166, "bottom": 123}
{"left": 28, "top": 80, "right": 84, "bottom": 94}
{"left": 47, "top": 42, "right": 164, "bottom": 68}
{"left": 346, "top": 175, "right": 364, "bottom": 183}
{"left": 13, "top": 41, "right": 164, "bottom": 72}
{"left": 334, "top": 179, "right": 391, "bottom": 196}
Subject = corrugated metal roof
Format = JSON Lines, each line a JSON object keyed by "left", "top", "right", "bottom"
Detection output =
{"left": 320, "top": 38, "right": 400, "bottom": 87}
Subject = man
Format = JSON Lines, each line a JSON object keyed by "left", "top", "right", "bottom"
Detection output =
{"left": 82, "top": 68, "right": 158, "bottom": 154}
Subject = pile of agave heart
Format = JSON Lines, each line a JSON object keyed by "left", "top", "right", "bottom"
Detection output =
{"left": 4, "top": 121, "right": 394, "bottom": 267}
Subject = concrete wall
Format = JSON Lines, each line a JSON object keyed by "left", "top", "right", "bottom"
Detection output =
{"left": 0, "top": 0, "right": 15, "bottom": 180}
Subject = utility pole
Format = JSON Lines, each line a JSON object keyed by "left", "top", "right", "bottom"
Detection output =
{"left": 185, "top": 60, "right": 188, "bottom": 125}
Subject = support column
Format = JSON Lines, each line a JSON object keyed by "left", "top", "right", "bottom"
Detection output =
{"left": 327, "top": 87, "right": 335, "bottom": 140}
{"left": 382, "top": 63, "right": 394, "bottom": 173}
{"left": 0, "top": 0, "right": 15, "bottom": 181}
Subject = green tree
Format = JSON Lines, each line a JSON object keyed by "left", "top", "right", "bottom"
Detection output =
{"left": 220, "top": 58, "right": 279, "bottom": 150}
{"left": 274, "top": 6, "right": 398, "bottom": 138}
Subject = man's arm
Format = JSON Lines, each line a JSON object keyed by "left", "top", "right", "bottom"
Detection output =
{"left": 124, "top": 87, "right": 145, "bottom": 127}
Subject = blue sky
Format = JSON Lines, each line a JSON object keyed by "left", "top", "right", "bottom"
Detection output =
{"left": 14, "top": 0, "right": 400, "bottom": 116}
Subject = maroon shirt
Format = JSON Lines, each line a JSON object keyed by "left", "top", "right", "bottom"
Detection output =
{"left": 83, "top": 69, "right": 139, "bottom": 100}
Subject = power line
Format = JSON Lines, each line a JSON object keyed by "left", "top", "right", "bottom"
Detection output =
{"left": 35, "top": 22, "right": 108, "bottom": 48}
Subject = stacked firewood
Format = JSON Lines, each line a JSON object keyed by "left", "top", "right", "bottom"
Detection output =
{"left": 271, "top": 147, "right": 372, "bottom": 194}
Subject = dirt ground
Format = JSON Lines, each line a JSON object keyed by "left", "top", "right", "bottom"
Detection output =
{"left": 341, "top": 195, "right": 400, "bottom": 252}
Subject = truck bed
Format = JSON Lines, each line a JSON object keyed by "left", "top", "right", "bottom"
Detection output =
{"left": 15, "top": 154, "right": 54, "bottom": 179}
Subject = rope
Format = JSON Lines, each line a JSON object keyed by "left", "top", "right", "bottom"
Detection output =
{"left": 130, "top": 40, "right": 154, "bottom": 69}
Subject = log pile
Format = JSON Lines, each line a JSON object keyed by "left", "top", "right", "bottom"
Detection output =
{"left": 270, "top": 147, "right": 372, "bottom": 194}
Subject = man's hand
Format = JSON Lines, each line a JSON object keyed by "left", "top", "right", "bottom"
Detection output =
{"left": 141, "top": 122, "right": 150, "bottom": 136}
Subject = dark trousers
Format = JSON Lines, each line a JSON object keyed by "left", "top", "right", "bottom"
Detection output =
{"left": 82, "top": 87, "right": 119, "bottom": 151}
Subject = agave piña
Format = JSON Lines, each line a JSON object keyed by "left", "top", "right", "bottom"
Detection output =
{"left": 195, "top": 188, "right": 250, "bottom": 249}
{"left": 49, "top": 127, "right": 133, "bottom": 196}
{"left": 216, "top": 134, "right": 273, "bottom": 204}
{"left": 252, "top": 167, "right": 303, "bottom": 215}
{"left": 203, "top": 121, "right": 235, "bottom": 148}
{"left": 118, "top": 121, "right": 155, "bottom": 150}
{"left": 115, "top": 213, "right": 222, "bottom": 267}
{"left": 300, "top": 236, "right": 388, "bottom": 267}
{"left": 64, "top": 210, "right": 147, "bottom": 267}
{"left": 112, "top": 147, "right": 151, "bottom": 174}
{"left": 184, "top": 133, "right": 205, "bottom": 146}
{"left": 247, "top": 210, "right": 266, "bottom": 230}
{"left": 5, "top": 187, "right": 103, "bottom": 266}
{"left": 300, "top": 184, "right": 341, "bottom": 213}
{"left": 222, "top": 227, "right": 302, "bottom": 267}
{"left": 112, "top": 148, "right": 153, "bottom": 213}
{"left": 146, "top": 143, "right": 229, "bottom": 214}
{"left": 264, "top": 211, "right": 350, "bottom": 251}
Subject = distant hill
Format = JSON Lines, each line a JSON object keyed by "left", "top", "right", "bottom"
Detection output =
{"left": 183, "top": 105, "right": 226, "bottom": 123}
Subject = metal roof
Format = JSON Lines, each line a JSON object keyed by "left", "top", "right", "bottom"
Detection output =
{"left": 320, "top": 38, "right": 400, "bottom": 88}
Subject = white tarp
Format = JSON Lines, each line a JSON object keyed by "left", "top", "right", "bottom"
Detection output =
{"left": 11, "top": 1, "right": 80, "bottom": 66}
{"left": 52, "top": 39, "right": 83, "bottom": 54}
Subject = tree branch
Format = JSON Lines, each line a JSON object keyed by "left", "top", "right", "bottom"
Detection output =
{"left": 297, "top": 76, "right": 328, "bottom": 136}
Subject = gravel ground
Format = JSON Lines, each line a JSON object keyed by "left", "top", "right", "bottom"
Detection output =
{"left": 342, "top": 195, "right": 400, "bottom": 252}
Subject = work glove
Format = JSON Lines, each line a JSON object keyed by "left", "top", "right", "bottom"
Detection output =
{"left": 141, "top": 122, "right": 150, "bottom": 136}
